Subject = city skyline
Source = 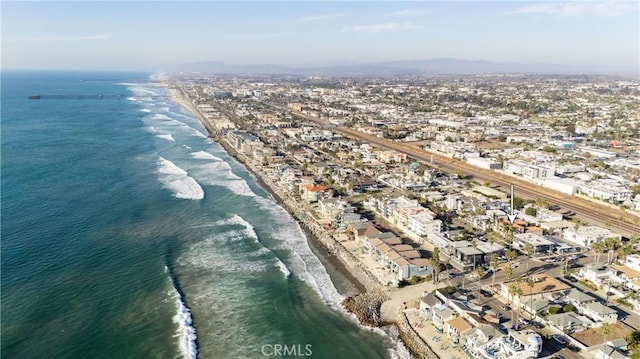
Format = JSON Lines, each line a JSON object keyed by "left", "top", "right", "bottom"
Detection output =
{"left": 2, "top": 1, "right": 639, "bottom": 74}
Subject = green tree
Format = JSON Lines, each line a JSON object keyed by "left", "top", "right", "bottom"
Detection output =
{"left": 563, "top": 304, "right": 575, "bottom": 313}
{"left": 513, "top": 196, "right": 525, "bottom": 210}
{"left": 549, "top": 306, "right": 561, "bottom": 315}
{"left": 626, "top": 330, "right": 640, "bottom": 350}
{"left": 525, "top": 207, "right": 537, "bottom": 216}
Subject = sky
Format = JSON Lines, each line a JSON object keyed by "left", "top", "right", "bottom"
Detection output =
{"left": 1, "top": 1, "right": 639, "bottom": 73}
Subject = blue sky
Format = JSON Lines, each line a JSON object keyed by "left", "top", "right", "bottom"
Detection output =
{"left": 2, "top": 1, "right": 638, "bottom": 72}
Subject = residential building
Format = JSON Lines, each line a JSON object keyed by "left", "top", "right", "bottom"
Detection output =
{"left": 547, "top": 312, "right": 594, "bottom": 333}
{"left": 562, "top": 226, "right": 622, "bottom": 247}
{"left": 582, "top": 302, "right": 617, "bottom": 324}
{"left": 513, "top": 233, "right": 555, "bottom": 255}
{"left": 477, "top": 330, "right": 542, "bottom": 359}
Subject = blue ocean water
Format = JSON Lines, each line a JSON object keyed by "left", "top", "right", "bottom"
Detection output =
{"left": 1, "top": 71, "right": 402, "bottom": 358}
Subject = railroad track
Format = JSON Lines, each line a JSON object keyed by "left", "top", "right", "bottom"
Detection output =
{"left": 287, "top": 109, "right": 639, "bottom": 237}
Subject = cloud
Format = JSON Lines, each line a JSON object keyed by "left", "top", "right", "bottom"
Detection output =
{"left": 292, "top": 13, "right": 348, "bottom": 23}
{"left": 341, "top": 22, "right": 422, "bottom": 33}
{"left": 4, "top": 33, "right": 113, "bottom": 42}
{"left": 510, "top": 1, "right": 638, "bottom": 17}
{"left": 386, "top": 9, "right": 428, "bottom": 17}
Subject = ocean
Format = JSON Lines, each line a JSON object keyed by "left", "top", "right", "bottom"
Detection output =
{"left": 0, "top": 71, "right": 404, "bottom": 359}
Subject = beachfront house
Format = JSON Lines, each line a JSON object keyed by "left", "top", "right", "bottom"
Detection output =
{"left": 445, "top": 316, "right": 474, "bottom": 344}
{"left": 300, "top": 183, "right": 330, "bottom": 203}
{"left": 477, "top": 330, "right": 543, "bottom": 359}
{"left": 419, "top": 293, "right": 443, "bottom": 319}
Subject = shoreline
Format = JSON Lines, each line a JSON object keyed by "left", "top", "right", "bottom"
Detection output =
{"left": 166, "top": 84, "right": 424, "bottom": 357}
{"left": 165, "top": 84, "right": 375, "bottom": 295}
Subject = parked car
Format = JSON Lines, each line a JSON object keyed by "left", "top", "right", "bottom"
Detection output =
{"left": 480, "top": 289, "right": 493, "bottom": 297}
{"left": 518, "top": 318, "right": 530, "bottom": 325}
{"left": 556, "top": 355, "right": 565, "bottom": 359}
{"left": 552, "top": 334, "right": 568, "bottom": 346}
{"left": 564, "top": 275, "right": 578, "bottom": 283}
{"left": 533, "top": 321, "right": 545, "bottom": 329}
{"left": 500, "top": 304, "right": 511, "bottom": 311}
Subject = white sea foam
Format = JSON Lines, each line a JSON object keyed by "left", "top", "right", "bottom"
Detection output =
{"left": 183, "top": 145, "right": 192, "bottom": 150}
{"left": 156, "top": 133, "right": 175, "bottom": 142}
{"left": 216, "top": 214, "right": 292, "bottom": 278}
{"left": 140, "top": 108, "right": 151, "bottom": 113}
{"left": 190, "top": 161, "right": 255, "bottom": 197}
{"left": 179, "top": 234, "right": 269, "bottom": 274}
{"left": 215, "top": 215, "right": 258, "bottom": 239}
{"left": 156, "top": 157, "right": 204, "bottom": 200}
{"left": 165, "top": 267, "right": 198, "bottom": 359}
{"left": 152, "top": 114, "right": 171, "bottom": 120}
{"left": 126, "top": 97, "right": 138, "bottom": 102}
{"left": 190, "top": 151, "right": 222, "bottom": 161}
{"left": 256, "top": 197, "right": 344, "bottom": 305}
{"left": 275, "top": 258, "right": 291, "bottom": 278}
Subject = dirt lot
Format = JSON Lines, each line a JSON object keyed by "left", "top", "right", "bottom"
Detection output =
{"left": 572, "top": 323, "right": 632, "bottom": 346}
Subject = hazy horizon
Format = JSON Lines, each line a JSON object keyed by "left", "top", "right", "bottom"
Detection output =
{"left": 2, "top": 1, "right": 638, "bottom": 74}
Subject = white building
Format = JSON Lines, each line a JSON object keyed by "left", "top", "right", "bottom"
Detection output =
{"left": 477, "top": 330, "right": 542, "bottom": 359}
{"left": 407, "top": 213, "right": 442, "bottom": 236}
{"left": 562, "top": 226, "right": 622, "bottom": 247}
{"left": 466, "top": 156, "right": 503, "bottom": 170}
{"left": 626, "top": 255, "right": 640, "bottom": 272}
{"left": 580, "top": 180, "right": 634, "bottom": 202}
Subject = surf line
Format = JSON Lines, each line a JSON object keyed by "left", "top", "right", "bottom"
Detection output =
{"left": 165, "top": 265, "right": 199, "bottom": 359}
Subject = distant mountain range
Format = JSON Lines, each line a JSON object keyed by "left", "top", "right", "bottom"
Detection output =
{"left": 168, "top": 58, "right": 637, "bottom": 77}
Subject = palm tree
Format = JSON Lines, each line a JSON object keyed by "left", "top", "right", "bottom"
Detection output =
{"left": 504, "top": 265, "right": 513, "bottom": 283}
{"left": 490, "top": 254, "right": 499, "bottom": 292}
{"left": 524, "top": 243, "right": 534, "bottom": 274}
{"left": 618, "top": 243, "right": 635, "bottom": 262}
{"left": 505, "top": 225, "right": 515, "bottom": 250}
{"left": 476, "top": 266, "right": 486, "bottom": 279}
{"left": 592, "top": 241, "right": 606, "bottom": 265}
{"left": 508, "top": 284, "right": 524, "bottom": 324}
{"left": 527, "top": 278, "right": 536, "bottom": 319}
{"left": 506, "top": 249, "right": 518, "bottom": 267}
{"left": 604, "top": 237, "right": 620, "bottom": 264}
{"left": 430, "top": 247, "right": 441, "bottom": 284}
{"left": 601, "top": 322, "right": 611, "bottom": 343}
{"left": 508, "top": 284, "right": 517, "bottom": 305}
{"left": 471, "top": 239, "right": 478, "bottom": 271}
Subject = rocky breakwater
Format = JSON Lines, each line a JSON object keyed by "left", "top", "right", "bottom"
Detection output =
{"left": 342, "top": 290, "right": 388, "bottom": 327}
{"left": 396, "top": 312, "right": 439, "bottom": 359}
